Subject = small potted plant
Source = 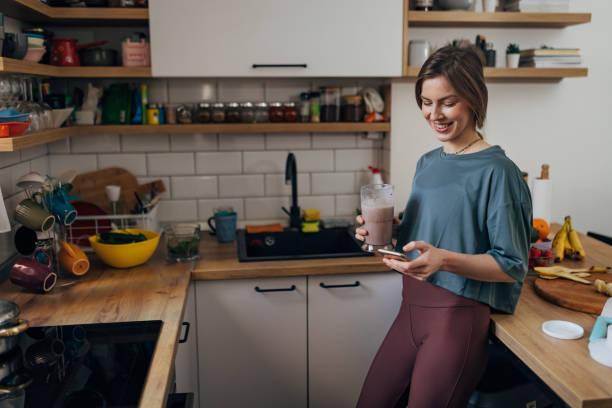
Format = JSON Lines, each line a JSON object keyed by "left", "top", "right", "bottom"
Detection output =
{"left": 506, "top": 43, "right": 520, "bottom": 68}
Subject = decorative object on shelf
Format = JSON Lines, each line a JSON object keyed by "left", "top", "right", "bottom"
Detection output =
{"left": 519, "top": 47, "right": 582, "bottom": 68}
{"left": 363, "top": 88, "right": 385, "bottom": 122}
{"left": 121, "top": 32, "right": 150, "bottom": 67}
{"left": 408, "top": 40, "right": 431, "bottom": 66}
{"left": 76, "top": 83, "right": 102, "bottom": 125}
{"left": 438, "top": 0, "right": 474, "bottom": 10}
{"left": 506, "top": 43, "right": 520, "bottom": 68}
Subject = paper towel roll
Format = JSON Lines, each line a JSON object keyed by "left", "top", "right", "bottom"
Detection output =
{"left": 532, "top": 178, "right": 552, "bottom": 224}
{"left": 0, "top": 186, "right": 11, "bottom": 233}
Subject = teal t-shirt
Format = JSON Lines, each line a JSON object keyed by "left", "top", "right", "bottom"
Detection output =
{"left": 396, "top": 145, "right": 532, "bottom": 314}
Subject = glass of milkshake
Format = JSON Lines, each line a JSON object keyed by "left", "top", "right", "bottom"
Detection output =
{"left": 360, "top": 184, "right": 394, "bottom": 252}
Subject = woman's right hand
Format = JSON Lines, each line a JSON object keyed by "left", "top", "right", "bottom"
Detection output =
{"left": 355, "top": 215, "right": 367, "bottom": 242}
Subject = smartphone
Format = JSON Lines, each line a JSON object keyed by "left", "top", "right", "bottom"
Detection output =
{"left": 377, "top": 248, "right": 409, "bottom": 260}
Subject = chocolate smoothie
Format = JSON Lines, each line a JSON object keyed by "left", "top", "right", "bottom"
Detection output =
{"left": 362, "top": 206, "right": 394, "bottom": 246}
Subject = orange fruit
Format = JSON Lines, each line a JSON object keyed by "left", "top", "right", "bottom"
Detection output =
{"left": 533, "top": 218, "right": 550, "bottom": 240}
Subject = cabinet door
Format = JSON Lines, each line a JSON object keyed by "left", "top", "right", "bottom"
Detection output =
{"left": 308, "top": 272, "right": 402, "bottom": 408}
{"left": 149, "top": 0, "right": 403, "bottom": 77}
{"left": 174, "top": 282, "right": 199, "bottom": 407}
{"left": 196, "top": 277, "right": 307, "bottom": 408}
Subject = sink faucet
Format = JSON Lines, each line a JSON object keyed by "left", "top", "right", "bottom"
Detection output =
{"left": 282, "top": 152, "right": 301, "bottom": 229}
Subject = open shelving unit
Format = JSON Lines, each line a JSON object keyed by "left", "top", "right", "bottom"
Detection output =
{"left": 403, "top": 65, "right": 588, "bottom": 79}
{"left": 0, "top": 57, "right": 152, "bottom": 78}
{"left": 0, "top": 122, "right": 391, "bottom": 152}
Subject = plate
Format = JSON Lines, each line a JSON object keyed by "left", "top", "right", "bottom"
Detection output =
{"left": 542, "top": 320, "right": 584, "bottom": 340}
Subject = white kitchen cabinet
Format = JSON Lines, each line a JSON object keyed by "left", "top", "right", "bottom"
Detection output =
{"left": 174, "top": 282, "right": 199, "bottom": 406}
{"left": 195, "top": 277, "right": 307, "bottom": 408}
{"left": 308, "top": 272, "right": 402, "bottom": 408}
{"left": 149, "top": 0, "right": 403, "bottom": 77}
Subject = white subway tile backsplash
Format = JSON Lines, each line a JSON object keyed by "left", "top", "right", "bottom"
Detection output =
{"left": 311, "top": 172, "right": 355, "bottom": 195}
{"left": 20, "top": 144, "right": 47, "bottom": 161}
{"left": 168, "top": 79, "right": 216, "bottom": 103}
{"left": 218, "top": 79, "right": 265, "bottom": 102}
{"left": 0, "top": 162, "right": 28, "bottom": 197}
{"left": 357, "top": 135, "right": 383, "bottom": 148}
{"left": 219, "top": 175, "right": 264, "bottom": 198}
{"left": 49, "top": 154, "right": 97, "bottom": 177}
{"left": 137, "top": 176, "right": 171, "bottom": 199}
{"left": 172, "top": 176, "right": 217, "bottom": 199}
{"left": 198, "top": 198, "right": 244, "bottom": 220}
{"left": 29, "top": 156, "right": 49, "bottom": 177}
{"left": 266, "top": 134, "right": 311, "bottom": 150}
{"left": 122, "top": 134, "right": 170, "bottom": 152}
{"left": 171, "top": 134, "right": 217, "bottom": 152}
{"left": 336, "top": 194, "right": 360, "bottom": 216}
{"left": 219, "top": 134, "right": 264, "bottom": 151}
{"left": 98, "top": 154, "right": 147, "bottom": 176}
{"left": 265, "top": 79, "right": 311, "bottom": 102}
{"left": 354, "top": 171, "right": 372, "bottom": 190}
{"left": 147, "top": 153, "right": 194, "bottom": 176}
{"left": 245, "top": 197, "right": 290, "bottom": 220}
{"left": 335, "top": 149, "right": 378, "bottom": 172}
{"left": 71, "top": 134, "right": 121, "bottom": 153}
{"left": 293, "top": 150, "right": 334, "bottom": 172}
{"left": 243, "top": 151, "right": 287, "bottom": 173}
{"left": 0, "top": 152, "right": 21, "bottom": 169}
{"left": 299, "top": 195, "right": 335, "bottom": 217}
{"left": 312, "top": 133, "right": 356, "bottom": 149}
{"left": 158, "top": 200, "right": 198, "bottom": 222}
{"left": 196, "top": 152, "right": 242, "bottom": 175}
{"left": 47, "top": 138, "right": 71, "bottom": 154}
{"left": 265, "top": 173, "right": 310, "bottom": 196}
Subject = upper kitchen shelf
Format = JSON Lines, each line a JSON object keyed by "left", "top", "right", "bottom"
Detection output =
{"left": 0, "top": 0, "right": 149, "bottom": 25}
{"left": 407, "top": 11, "right": 591, "bottom": 28}
{"left": 404, "top": 66, "right": 588, "bottom": 79}
{"left": 0, "top": 57, "right": 152, "bottom": 78}
{"left": 0, "top": 123, "right": 391, "bottom": 152}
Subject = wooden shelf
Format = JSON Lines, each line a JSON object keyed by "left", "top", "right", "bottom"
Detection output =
{"left": 0, "top": 123, "right": 391, "bottom": 152}
{"left": 407, "top": 11, "right": 591, "bottom": 28}
{"left": 0, "top": 58, "right": 152, "bottom": 78}
{"left": 403, "top": 66, "right": 588, "bottom": 79}
{"left": 0, "top": 0, "right": 148, "bottom": 25}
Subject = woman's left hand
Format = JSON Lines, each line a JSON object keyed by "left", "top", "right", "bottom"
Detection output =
{"left": 382, "top": 241, "right": 445, "bottom": 280}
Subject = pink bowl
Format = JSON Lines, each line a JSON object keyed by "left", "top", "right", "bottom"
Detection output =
{"left": 23, "top": 48, "right": 46, "bottom": 63}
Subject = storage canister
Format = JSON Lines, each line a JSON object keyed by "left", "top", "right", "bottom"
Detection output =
{"left": 283, "top": 102, "right": 298, "bottom": 122}
{"left": 240, "top": 102, "right": 255, "bottom": 123}
{"left": 408, "top": 40, "right": 431, "bottom": 66}
{"left": 320, "top": 87, "right": 340, "bottom": 122}
{"left": 226, "top": 102, "right": 241, "bottom": 123}
{"left": 269, "top": 102, "right": 284, "bottom": 123}
{"left": 254, "top": 102, "right": 269, "bottom": 123}
{"left": 146, "top": 103, "right": 160, "bottom": 125}
{"left": 176, "top": 104, "right": 193, "bottom": 124}
{"left": 195, "top": 102, "right": 211, "bottom": 123}
{"left": 299, "top": 92, "right": 310, "bottom": 122}
{"left": 211, "top": 103, "right": 226, "bottom": 123}
{"left": 341, "top": 95, "right": 365, "bottom": 122}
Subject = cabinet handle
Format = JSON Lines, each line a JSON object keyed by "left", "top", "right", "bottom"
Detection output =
{"left": 254, "top": 285, "right": 296, "bottom": 293}
{"left": 320, "top": 281, "right": 361, "bottom": 289}
{"left": 178, "top": 321, "right": 190, "bottom": 344}
{"left": 252, "top": 64, "right": 308, "bottom": 68}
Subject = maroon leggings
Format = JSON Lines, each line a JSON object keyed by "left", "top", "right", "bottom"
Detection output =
{"left": 356, "top": 276, "right": 490, "bottom": 408}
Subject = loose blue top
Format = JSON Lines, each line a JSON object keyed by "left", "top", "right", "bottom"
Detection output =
{"left": 396, "top": 145, "right": 532, "bottom": 314}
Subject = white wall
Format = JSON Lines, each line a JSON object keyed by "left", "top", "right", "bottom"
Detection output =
{"left": 390, "top": 0, "right": 612, "bottom": 236}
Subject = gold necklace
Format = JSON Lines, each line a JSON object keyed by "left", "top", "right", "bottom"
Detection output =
{"left": 452, "top": 136, "right": 481, "bottom": 155}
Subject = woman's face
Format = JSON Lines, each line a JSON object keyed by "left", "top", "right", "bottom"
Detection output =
{"left": 420, "top": 75, "right": 475, "bottom": 145}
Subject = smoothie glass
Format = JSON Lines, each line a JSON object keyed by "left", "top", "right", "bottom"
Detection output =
{"left": 360, "top": 184, "right": 394, "bottom": 252}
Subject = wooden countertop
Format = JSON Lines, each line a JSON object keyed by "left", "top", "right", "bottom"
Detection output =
{"left": 192, "top": 233, "right": 389, "bottom": 280}
{"left": 0, "top": 249, "right": 191, "bottom": 408}
{"left": 491, "top": 227, "right": 612, "bottom": 408}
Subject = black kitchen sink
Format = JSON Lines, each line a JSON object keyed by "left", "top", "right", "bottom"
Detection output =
{"left": 236, "top": 227, "right": 373, "bottom": 262}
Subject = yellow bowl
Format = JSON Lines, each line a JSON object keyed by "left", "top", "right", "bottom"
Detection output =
{"left": 89, "top": 229, "right": 160, "bottom": 269}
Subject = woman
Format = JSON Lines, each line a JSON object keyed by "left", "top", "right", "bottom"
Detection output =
{"left": 355, "top": 45, "right": 532, "bottom": 408}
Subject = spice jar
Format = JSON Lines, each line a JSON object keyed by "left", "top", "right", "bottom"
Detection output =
{"left": 211, "top": 102, "right": 226, "bottom": 123}
{"left": 195, "top": 102, "right": 211, "bottom": 123}
{"left": 309, "top": 91, "right": 320, "bottom": 123}
{"left": 240, "top": 102, "right": 255, "bottom": 123}
{"left": 254, "top": 102, "right": 269, "bottom": 123}
{"left": 166, "top": 104, "right": 177, "bottom": 124}
{"left": 283, "top": 102, "right": 298, "bottom": 122}
{"left": 320, "top": 87, "right": 340, "bottom": 122}
{"left": 341, "top": 95, "right": 365, "bottom": 122}
{"left": 269, "top": 102, "right": 284, "bottom": 123}
{"left": 226, "top": 102, "right": 241, "bottom": 123}
{"left": 176, "top": 104, "right": 193, "bottom": 124}
{"left": 146, "top": 103, "right": 160, "bottom": 125}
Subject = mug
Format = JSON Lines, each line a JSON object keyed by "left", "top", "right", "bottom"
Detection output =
{"left": 45, "top": 188, "right": 77, "bottom": 226}
{"left": 13, "top": 196, "right": 55, "bottom": 232}
{"left": 58, "top": 241, "right": 90, "bottom": 276}
{"left": 408, "top": 40, "right": 431, "bottom": 67}
{"left": 10, "top": 249, "right": 57, "bottom": 293}
{"left": 207, "top": 211, "right": 237, "bottom": 243}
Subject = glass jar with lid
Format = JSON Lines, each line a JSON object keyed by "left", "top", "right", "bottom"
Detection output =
{"left": 269, "top": 102, "right": 284, "bottom": 123}
{"left": 341, "top": 95, "right": 364, "bottom": 122}
{"left": 211, "top": 102, "right": 226, "bottom": 123}
{"left": 195, "top": 102, "right": 211, "bottom": 123}
{"left": 254, "top": 102, "right": 269, "bottom": 123}
{"left": 240, "top": 102, "right": 255, "bottom": 123}
{"left": 176, "top": 104, "right": 193, "bottom": 124}
{"left": 320, "top": 87, "right": 340, "bottom": 122}
{"left": 283, "top": 102, "right": 298, "bottom": 122}
{"left": 226, "top": 102, "right": 241, "bottom": 123}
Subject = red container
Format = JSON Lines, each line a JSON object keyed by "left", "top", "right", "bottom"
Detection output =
{"left": 50, "top": 38, "right": 108, "bottom": 67}
{"left": 0, "top": 122, "right": 31, "bottom": 137}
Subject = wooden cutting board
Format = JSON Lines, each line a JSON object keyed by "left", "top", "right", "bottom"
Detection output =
{"left": 534, "top": 272, "right": 612, "bottom": 314}
{"left": 71, "top": 167, "right": 165, "bottom": 214}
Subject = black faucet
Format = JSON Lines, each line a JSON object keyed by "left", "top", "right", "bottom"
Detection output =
{"left": 282, "top": 152, "right": 301, "bottom": 229}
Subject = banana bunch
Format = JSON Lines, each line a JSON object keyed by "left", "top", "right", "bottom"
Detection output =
{"left": 551, "top": 216, "right": 586, "bottom": 262}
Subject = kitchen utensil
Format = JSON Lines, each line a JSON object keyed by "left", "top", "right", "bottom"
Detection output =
{"left": 541, "top": 320, "right": 584, "bottom": 340}
{"left": 13, "top": 196, "right": 55, "bottom": 232}
{"left": 45, "top": 187, "right": 78, "bottom": 226}
{"left": 15, "top": 171, "right": 45, "bottom": 192}
{"left": 0, "top": 320, "right": 28, "bottom": 357}
{"left": 0, "top": 110, "right": 30, "bottom": 123}
{"left": 58, "top": 241, "right": 90, "bottom": 276}
{"left": 79, "top": 47, "right": 117, "bottom": 66}
{"left": 207, "top": 211, "right": 237, "bottom": 243}
{"left": 10, "top": 249, "right": 57, "bottom": 293}
{"left": 13, "top": 226, "right": 37, "bottom": 255}
{"left": 1, "top": 33, "right": 27, "bottom": 60}
{"left": 409, "top": 40, "right": 431, "bottom": 66}
{"left": 89, "top": 228, "right": 160, "bottom": 268}
{"left": 0, "top": 122, "right": 30, "bottom": 138}
{"left": 534, "top": 271, "right": 612, "bottom": 314}
{"left": 22, "top": 27, "right": 54, "bottom": 64}
{"left": 66, "top": 201, "right": 111, "bottom": 247}
{"left": 50, "top": 39, "right": 108, "bottom": 67}
{"left": 50, "top": 107, "right": 73, "bottom": 128}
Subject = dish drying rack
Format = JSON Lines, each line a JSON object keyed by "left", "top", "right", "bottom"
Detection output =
{"left": 65, "top": 204, "right": 160, "bottom": 252}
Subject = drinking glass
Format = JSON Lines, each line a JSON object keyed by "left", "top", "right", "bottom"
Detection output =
{"left": 37, "top": 78, "right": 54, "bottom": 129}
{"left": 360, "top": 184, "right": 394, "bottom": 252}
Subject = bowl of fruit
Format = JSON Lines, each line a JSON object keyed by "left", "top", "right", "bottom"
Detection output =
{"left": 529, "top": 218, "right": 553, "bottom": 269}
{"left": 529, "top": 245, "right": 554, "bottom": 269}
